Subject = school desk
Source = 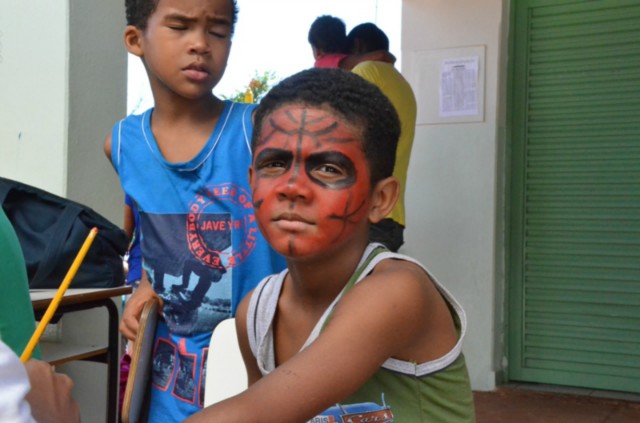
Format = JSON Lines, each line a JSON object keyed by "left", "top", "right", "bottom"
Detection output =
{"left": 30, "top": 286, "right": 132, "bottom": 423}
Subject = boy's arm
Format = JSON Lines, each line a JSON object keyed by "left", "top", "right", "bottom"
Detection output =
{"left": 119, "top": 273, "right": 162, "bottom": 341}
{"left": 340, "top": 50, "right": 396, "bottom": 70}
{"left": 235, "top": 293, "right": 263, "bottom": 386}
{"left": 123, "top": 202, "right": 135, "bottom": 241}
{"left": 103, "top": 130, "right": 160, "bottom": 341}
{"left": 103, "top": 132, "right": 113, "bottom": 163}
{"left": 185, "top": 262, "right": 452, "bottom": 423}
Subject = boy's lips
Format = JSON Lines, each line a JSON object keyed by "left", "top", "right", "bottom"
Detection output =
{"left": 275, "top": 212, "right": 312, "bottom": 223}
{"left": 183, "top": 63, "right": 210, "bottom": 81}
{"left": 273, "top": 212, "right": 314, "bottom": 231}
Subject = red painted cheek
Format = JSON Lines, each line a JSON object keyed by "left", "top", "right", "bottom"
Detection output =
{"left": 349, "top": 176, "right": 370, "bottom": 203}
{"left": 258, "top": 193, "right": 277, "bottom": 219}
{"left": 318, "top": 190, "right": 369, "bottom": 241}
{"left": 252, "top": 178, "right": 274, "bottom": 215}
{"left": 319, "top": 197, "right": 347, "bottom": 220}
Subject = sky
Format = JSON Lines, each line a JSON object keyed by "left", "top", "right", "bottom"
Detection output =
{"left": 127, "top": 0, "right": 401, "bottom": 114}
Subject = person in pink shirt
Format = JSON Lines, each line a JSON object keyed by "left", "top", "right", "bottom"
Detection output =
{"left": 308, "top": 15, "right": 394, "bottom": 69}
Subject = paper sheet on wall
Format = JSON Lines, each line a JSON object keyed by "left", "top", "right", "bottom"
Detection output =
{"left": 439, "top": 56, "right": 479, "bottom": 117}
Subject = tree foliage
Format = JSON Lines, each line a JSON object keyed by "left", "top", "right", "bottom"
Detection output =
{"left": 222, "top": 70, "right": 278, "bottom": 103}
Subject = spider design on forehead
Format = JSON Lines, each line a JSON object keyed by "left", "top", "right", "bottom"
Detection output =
{"left": 256, "top": 106, "right": 360, "bottom": 190}
{"left": 255, "top": 107, "right": 357, "bottom": 150}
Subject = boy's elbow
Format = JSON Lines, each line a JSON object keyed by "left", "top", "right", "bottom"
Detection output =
{"left": 103, "top": 133, "right": 113, "bottom": 162}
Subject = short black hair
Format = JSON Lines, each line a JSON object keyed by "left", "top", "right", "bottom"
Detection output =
{"left": 347, "top": 22, "right": 389, "bottom": 53}
{"left": 253, "top": 68, "right": 400, "bottom": 185}
{"left": 125, "top": 0, "right": 239, "bottom": 33}
{"left": 307, "top": 15, "right": 348, "bottom": 54}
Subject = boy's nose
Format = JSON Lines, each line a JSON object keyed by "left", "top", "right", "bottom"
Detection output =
{"left": 189, "top": 31, "right": 210, "bottom": 55}
{"left": 277, "top": 171, "right": 313, "bottom": 203}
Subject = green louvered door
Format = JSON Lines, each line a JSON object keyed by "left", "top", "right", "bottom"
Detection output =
{"left": 508, "top": 0, "right": 640, "bottom": 393}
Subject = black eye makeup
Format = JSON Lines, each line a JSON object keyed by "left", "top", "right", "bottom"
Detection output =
{"left": 306, "top": 151, "right": 357, "bottom": 189}
{"left": 254, "top": 148, "right": 293, "bottom": 175}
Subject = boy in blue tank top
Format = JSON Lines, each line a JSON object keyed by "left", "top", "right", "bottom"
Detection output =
{"left": 103, "top": 0, "right": 285, "bottom": 421}
{"left": 185, "top": 68, "right": 475, "bottom": 422}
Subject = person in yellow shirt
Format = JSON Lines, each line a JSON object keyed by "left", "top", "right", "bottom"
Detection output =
{"left": 348, "top": 23, "right": 417, "bottom": 252}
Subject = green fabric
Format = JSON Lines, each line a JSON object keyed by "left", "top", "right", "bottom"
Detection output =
{"left": 320, "top": 245, "right": 475, "bottom": 422}
{"left": 343, "top": 354, "right": 475, "bottom": 422}
{"left": 0, "top": 208, "right": 40, "bottom": 358}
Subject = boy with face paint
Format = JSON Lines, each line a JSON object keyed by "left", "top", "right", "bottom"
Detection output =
{"left": 185, "top": 68, "right": 475, "bottom": 423}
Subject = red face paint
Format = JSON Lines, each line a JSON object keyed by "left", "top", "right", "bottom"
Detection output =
{"left": 251, "top": 105, "right": 372, "bottom": 258}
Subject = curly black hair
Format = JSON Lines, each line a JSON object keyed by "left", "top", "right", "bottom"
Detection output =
{"left": 347, "top": 22, "right": 390, "bottom": 53}
{"left": 125, "top": 0, "right": 239, "bottom": 33}
{"left": 253, "top": 68, "right": 400, "bottom": 185}
{"left": 307, "top": 15, "right": 348, "bottom": 54}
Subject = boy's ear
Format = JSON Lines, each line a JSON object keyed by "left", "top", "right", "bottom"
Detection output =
{"left": 368, "top": 177, "right": 399, "bottom": 224}
{"left": 311, "top": 45, "right": 320, "bottom": 60}
{"left": 248, "top": 166, "right": 254, "bottom": 187}
{"left": 124, "top": 25, "right": 143, "bottom": 56}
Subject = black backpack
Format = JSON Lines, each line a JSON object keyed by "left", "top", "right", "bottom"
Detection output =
{"left": 0, "top": 177, "right": 129, "bottom": 289}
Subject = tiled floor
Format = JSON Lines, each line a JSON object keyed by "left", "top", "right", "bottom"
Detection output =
{"left": 474, "top": 385, "right": 640, "bottom": 423}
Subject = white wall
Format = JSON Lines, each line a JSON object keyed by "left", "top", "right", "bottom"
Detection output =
{"left": 0, "top": 2, "right": 69, "bottom": 194}
{"left": 401, "top": 0, "right": 508, "bottom": 391}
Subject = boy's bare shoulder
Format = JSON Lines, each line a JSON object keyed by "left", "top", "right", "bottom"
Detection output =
{"left": 323, "top": 256, "right": 447, "bottom": 363}
{"left": 336, "top": 257, "right": 436, "bottom": 322}
{"left": 339, "top": 257, "right": 448, "bottom": 330}
{"left": 332, "top": 256, "right": 458, "bottom": 363}
{"left": 369, "top": 257, "right": 435, "bottom": 293}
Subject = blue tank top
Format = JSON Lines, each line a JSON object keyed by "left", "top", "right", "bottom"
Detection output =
{"left": 111, "top": 101, "right": 285, "bottom": 422}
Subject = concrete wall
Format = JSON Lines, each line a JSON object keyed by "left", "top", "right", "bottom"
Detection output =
{"left": 0, "top": 0, "right": 126, "bottom": 224}
{"left": 67, "top": 0, "right": 127, "bottom": 223}
{"left": 401, "top": 0, "right": 508, "bottom": 391}
{"left": 1, "top": 2, "right": 127, "bottom": 421}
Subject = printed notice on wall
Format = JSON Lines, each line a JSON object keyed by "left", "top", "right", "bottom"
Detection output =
{"left": 439, "top": 56, "right": 479, "bottom": 117}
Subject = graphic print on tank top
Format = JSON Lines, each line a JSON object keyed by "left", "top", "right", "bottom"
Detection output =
{"left": 310, "top": 395, "right": 394, "bottom": 423}
{"left": 141, "top": 182, "right": 260, "bottom": 335}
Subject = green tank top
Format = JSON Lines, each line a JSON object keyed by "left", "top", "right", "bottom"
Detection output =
{"left": 248, "top": 244, "right": 475, "bottom": 422}
{"left": 0, "top": 208, "right": 40, "bottom": 358}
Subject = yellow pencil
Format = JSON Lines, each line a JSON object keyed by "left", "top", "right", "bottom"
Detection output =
{"left": 20, "top": 227, "right": 99, "bottom": 363}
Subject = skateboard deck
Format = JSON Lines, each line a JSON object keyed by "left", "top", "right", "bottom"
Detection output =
{"left": 121, "top": 298, "right": 159, "bottom": 423}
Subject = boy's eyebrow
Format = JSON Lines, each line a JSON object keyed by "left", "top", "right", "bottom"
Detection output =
{"left": 255, "top": 148, "right": 293, "bottom": 163}
{"left": 163, "top": 12, "right": 232, "bottom": 26}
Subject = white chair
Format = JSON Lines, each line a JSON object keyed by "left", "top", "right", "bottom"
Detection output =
{"left": 204, "top": 318, "right": 248, "bottom": 406}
